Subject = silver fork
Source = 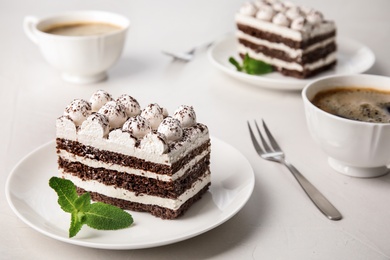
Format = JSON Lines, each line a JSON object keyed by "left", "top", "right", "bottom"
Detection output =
{"left": 161, "top": 41, "right": 213, "bottom": 62}
{"left": 247, "top": 120, "right": 342, "bottom": 221}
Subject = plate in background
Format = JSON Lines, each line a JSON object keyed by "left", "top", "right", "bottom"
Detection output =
{"left": 208, "top": 34, "right": 375, "bottom": 91}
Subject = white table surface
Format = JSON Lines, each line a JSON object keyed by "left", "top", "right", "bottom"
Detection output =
{"left": 1, "top": 0, "right": 390, "bottom": 259}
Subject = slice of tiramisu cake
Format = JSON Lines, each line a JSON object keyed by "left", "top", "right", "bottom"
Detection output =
{"left": 56, "top": 90, "right": 211, "bottom": 219}
{"left": 235, "top": 0, "right": 337, "bottom": 78}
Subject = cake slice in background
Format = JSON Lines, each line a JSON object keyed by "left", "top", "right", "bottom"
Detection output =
{"left": 56, "top": 90, "right": 211, "bottom": 219}
{"left": 235, "top": 0, "right": 337, "bottom": 78}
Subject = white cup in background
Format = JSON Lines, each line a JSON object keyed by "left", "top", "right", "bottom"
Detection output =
{"left": 24, "top": 10, "right": 130, "bottom": 84}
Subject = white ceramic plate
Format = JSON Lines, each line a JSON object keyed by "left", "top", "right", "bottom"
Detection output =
{"left": 5, "top": 137, "right": 254, "bottom": 250}
{"left": 208, "top": 34, "right": 375, "bottom": 90}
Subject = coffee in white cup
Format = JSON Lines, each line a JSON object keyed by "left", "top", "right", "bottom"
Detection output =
{"left": 43, "top": 22, "right": 122, "bottom": 36}
{"left": 302, "top": 74, "right": 390, "bottom": 178}
{"left": 24, "top": 11, "right": 130, "bottom": 84}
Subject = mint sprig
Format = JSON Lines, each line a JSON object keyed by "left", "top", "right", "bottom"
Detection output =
{"left": 229, "top": 53, "right": 273, "bottom": 75}
{"left": 49, "top": 176, "right": 133, "bottom": 238}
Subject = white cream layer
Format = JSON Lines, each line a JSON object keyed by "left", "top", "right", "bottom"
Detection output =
{"left": 58, "top": 147, "right": 210, "bottom": 182}
{"left": 235, "top": 13, "right": 336, "bottom": 41}
{"left": 237, "top": 30, "right": 336, "bottom": 59}
{"left": 57, "top": 121, "right": 209, "bottom": 166}
{"left": 59, "top": 170, "right": 211, "bottom": 210}
{"left": 238, "top": 43, "right": 336, "bottom": 71}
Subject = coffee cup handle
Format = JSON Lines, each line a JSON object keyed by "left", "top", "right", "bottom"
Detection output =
{"left": 23, "top": 16, "right": 39, "bottom": 45}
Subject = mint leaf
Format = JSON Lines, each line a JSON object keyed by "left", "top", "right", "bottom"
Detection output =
{"left": 74, "top": 192, "right": 91, "bottom": 211}
{"left": 69, "top": 193, "right": 90, "bottom": 237}
{"left": 243, "top": 54, "right": 273, "bottom": 75}
{"left": 49, "top": 176, "right": 134, "bottom": 238}
{"left": 228, "top": 53, "right": 273, "bottom": 75}
{"left": 85, "top": 202, "right": 133, "bottom": 230}
{"left": 70, "top": 211, "right": 85, "bottom": 238}
{"left": 49, "top": 177, "right": 78, "bottom": 213}
{"left": 228, "top": 57, "right": 242, "bottom": 71}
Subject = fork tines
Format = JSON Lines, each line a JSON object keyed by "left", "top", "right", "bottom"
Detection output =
{"left": 247, "top": 120, "right": 283, "bottom": 158}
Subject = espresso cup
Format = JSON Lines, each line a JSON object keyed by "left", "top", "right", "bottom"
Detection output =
{"left": 24, "top": 11, "right": 130, "bottom": 84}
{"left": 302, "top": 74, "right": 390, "bottom": 178}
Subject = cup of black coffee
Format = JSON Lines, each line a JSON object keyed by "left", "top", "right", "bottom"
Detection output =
{"left": 302, "top": 74, "right": 390, "bottom": 178}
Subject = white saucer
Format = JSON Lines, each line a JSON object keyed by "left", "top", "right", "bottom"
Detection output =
{"left": 208, "top": 34, "right": 375, "bottom": 90}
{"left": 5, "top": 137, "right": 254, "bottom": 250}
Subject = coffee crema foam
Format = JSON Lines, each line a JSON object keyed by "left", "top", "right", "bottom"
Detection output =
{"left": 312, "top": 87, "right": 390, "bottom": 123}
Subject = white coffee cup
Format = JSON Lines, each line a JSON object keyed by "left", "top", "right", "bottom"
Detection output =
{"left": 24, "top": 11, "right": 130, "bottom": 84}
{"left": 302, "top": 74, "right": 390, "bottom": 178}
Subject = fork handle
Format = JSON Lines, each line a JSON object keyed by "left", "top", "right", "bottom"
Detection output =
{"left": 283, "top": 161, "right": 342, "bottom": 220}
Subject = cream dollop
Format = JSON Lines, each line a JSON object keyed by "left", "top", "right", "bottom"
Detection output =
{"left": 239, "top": 2, "right": 257, "bottom": 16}
{"left": 285, "top": 6, "right": 302, "bottom": 20}
{"left": 89, "top": 90, "right": 113, "bottom": 112}
{"left": 140, "top": 132, "right": 168, "bottom": 154}
{"left": 56, "top": 115, "right": 77, "bottom": 140}
{"left": 122, "top": 115, "right": 151, "bottom": 139}
{"left": 300, "top": 6, "right": 313, "bottom": 15}
{"left": 157, "top": 117, "right": 183, "bottom": 143}
{"left": 64, "top": 99, "right": 92, "bottom": 126}
{"left": 256, "top": 5, "right": 275, "bottom": 21}
{"left": 98, "top": 101, "right": 127, "bottom": 129}
{"left": 272, "top": 2, "right": 286, "bottom": 12}
{"left": 140, "top": 103, "right": 164, "bottom": 130}
{"left": 283, "top": 1, "right": 296, "bottom": 8}
{"left": 108, "top": 129, "right": 137, "bottom": 148}
{"left": 306, "top": 10, "right": 323, "bottom": 25}
{"left": 173, "top": 105, "right": 197, "bottom": 128}
{"left": 162, "top": 107, "right": 169, "bottom": 117}
{"left": 272, "top": 12, "right": 290, "bottom": 27}
{"left": 116, "top": 94, "right": 141, "bottom": 117}
{"left": 79, "top": 113, "right": 110, "bottom": 137}
{"left": 254, "top": 0, "right": 269, "bottom": 8}
{"left": 291, "top": 16, "right": 311, "bottom": 31}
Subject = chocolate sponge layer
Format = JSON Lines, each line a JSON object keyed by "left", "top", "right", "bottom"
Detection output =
{"left": 59, "top": 154, "right": 210, "bottom": 199}
{"left": 236, "top": 23, "right": 337, "bottom": 79}
{"left": 239, "top": 38, "right": 336, "bottom": 64}
{"left": 57, "top": 138, "right": 210, "bottom": 175}
{"left": 237, "top": 23, "right": 336, "bottom": 49}
{"left": 77, "top": 184, "right": 210, "bottom": 219}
